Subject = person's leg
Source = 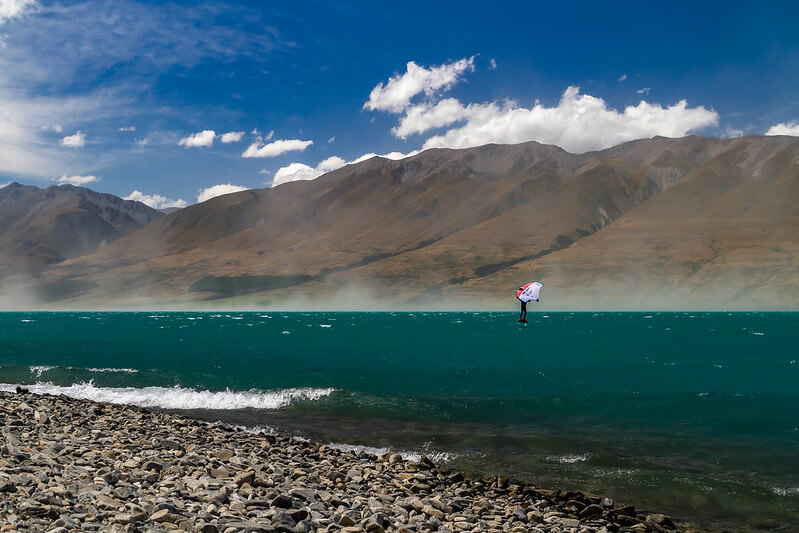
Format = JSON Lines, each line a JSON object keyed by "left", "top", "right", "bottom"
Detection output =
{"left": 522, "top": 301, "right": 527, "bottom": 320}
{"left": 519, "top": 301, "right": 524, "bottom": 320}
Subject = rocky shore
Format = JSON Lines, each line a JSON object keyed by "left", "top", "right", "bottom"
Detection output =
{"left": 0, "top": 389, "right": 700, "bottom": 533}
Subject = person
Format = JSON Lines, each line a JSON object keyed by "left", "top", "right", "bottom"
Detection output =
{"left": 519, "top": 297, "right": 528, "bottom": 322}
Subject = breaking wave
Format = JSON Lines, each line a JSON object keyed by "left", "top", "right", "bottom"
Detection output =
{"left": 0, "top": 382, "right": 336, "bottom": 410}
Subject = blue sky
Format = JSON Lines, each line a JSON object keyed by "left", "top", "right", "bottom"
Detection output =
{"left": 1, "top": 0, "right": 797, "bottom": 208}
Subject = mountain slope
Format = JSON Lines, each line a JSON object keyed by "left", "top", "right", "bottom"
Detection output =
{"left": 13, "top": 135, "right": 799, "bottom": 308}
{"left": 0, "top": 183, "right": 163, "bottom": 276}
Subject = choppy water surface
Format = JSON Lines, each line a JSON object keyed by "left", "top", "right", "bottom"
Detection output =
{"left": 1, "top": 312, "right": 797, "bottom": 530}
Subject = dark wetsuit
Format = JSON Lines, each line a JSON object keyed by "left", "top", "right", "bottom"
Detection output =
{"left": 519, "top": 294, "right": 527, "bottom": 320}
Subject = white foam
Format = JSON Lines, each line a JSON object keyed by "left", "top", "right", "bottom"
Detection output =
{"left": 320, "top": 324, "right": 332, "bottom": 328}
{"left": 87, "top": 367, "right": 138, "bottom": 373}
{"left": 771, "top": 486, "right": 799, "bottom": 496}
{"left": 0, "top": 382, "right": 336, "bottom": 410}
{"left": 327, "top": 442, "right": 455, "bottom": 464}
{"left": 29, "top": 365, "right": 55, "bottom": 378}
{"left": 548, "top": 453, "right": 590, "bottom": 464}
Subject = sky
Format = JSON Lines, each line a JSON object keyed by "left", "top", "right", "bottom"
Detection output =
{"left": 1, "top": 0, "right": 798, "bottom": 208}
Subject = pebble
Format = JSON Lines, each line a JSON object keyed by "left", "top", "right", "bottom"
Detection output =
{"left": 0, "top": 390, "right": 702, "bottom": 532}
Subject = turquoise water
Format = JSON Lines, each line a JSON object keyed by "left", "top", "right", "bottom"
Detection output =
{"left": 1, "top": 312, "right": 797, "bottom": 530}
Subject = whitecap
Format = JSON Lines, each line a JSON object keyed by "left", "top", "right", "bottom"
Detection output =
{"left": 87, "top": 367, "right": 138, "bottom": 373}
{"left": 752, "top": 332, "right": 764, "bottom": 336}
{"left": 547, "top": 453, "right": 590, "bottom": 464}
{"left": 320, "top": 324, "right": 332, "bottom": 328}
{"left": 29, "top": 365, "right": 55, "bottom": 377}
{"left": 0, "top": 382, "right": 337, "bottom": 410}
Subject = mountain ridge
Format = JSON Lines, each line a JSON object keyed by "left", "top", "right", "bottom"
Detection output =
{"left": 2, "top": 135, "right": 798, "bottom": 309}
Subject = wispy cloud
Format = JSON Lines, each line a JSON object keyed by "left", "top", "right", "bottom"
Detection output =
{"left": 0, "top": 0, "right": 282, "bottom": 177}
{"left": 637, "top": 87, "right": 651, "bottom": 95}
{"left": 0, "top": 0, "right": 38, "bottom": 24}
{"left": 54, "top": 174, "right": 98, "bottom": 185}
{"left": 618, "top": 74, "right": 627, "bottom": 82}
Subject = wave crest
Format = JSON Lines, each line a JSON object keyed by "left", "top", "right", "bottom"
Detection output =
{"left": 0, "top": 382, "right": 336, "bottom": 410}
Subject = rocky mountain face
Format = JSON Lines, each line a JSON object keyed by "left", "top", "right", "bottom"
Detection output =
{"left": 0, "top": 183, "right": 163, "bottom": 277}
{"left": 4, "top": 135, "right": 799, "bottom": 308}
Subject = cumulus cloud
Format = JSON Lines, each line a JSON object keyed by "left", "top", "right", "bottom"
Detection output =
{"left": 271, "top": 151, "right": 418, "bottom": 187}
{"left": 197, "top": 183, "right": 249, "bottom": 203}
{"left": 60, "top": 131, "right": 85, "bottom": 147}
{"left": 393, "top": 98, "right": 468, "bottom": 138}
{"left": 241, "top": 138, "right": 313, "bottom": 158}
{"left": 419, "top": 86, "right": 718, "bottom": 154}
{"left": 220, "top": 131, "right": 244, "bottom": 143}
{"left": 765, "top": 121, "right": 799, "bottom": 136}
{"left": 271, "top": 156, "right": 347, "bottom": 187}
{"left": 0, "top": 0, "right": 38, "bottom": 23}
{"left": 124, "top": 190, "right": 187, "bottom": 209}
{"left": 364, "top": 57, "right": 475, "bottom": 113}
{"left": 55, "top": 174, "right": 98, "bottom": 186}
{"left": 179, "top": 129, "right": 215, "bottom": 147}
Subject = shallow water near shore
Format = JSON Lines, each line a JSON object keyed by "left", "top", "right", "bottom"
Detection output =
{"left": 1, "top": 311, "right": 797, "bottom": 530}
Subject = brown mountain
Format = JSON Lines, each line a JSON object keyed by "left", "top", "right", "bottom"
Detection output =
{"left": 0, "top": 183, "right": 162, "bottom": 279}
{"left": 10, "top": 135, "right": 799, "bottom": 309}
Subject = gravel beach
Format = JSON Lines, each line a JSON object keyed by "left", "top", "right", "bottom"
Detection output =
{"left": 0, "top": 389, "right": 701, "bottom": 533}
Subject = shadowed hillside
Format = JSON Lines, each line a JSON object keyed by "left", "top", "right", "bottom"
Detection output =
{"left": 0, "top": 184, "right": 163, "bottom": 279}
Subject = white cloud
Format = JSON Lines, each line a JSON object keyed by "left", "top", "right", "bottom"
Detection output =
{"left": 45, "top": 124, "right": 63, "bottom": 133}
{"left": 220, "top": 131, "right": 244, "bottom": 143}
{"left": 364, "top": 56, "right": 475, "bottom": 113}
{"left": 0, "top": 182, "right": 10, "bottom": 188}
{"left": 765, "top": 121, "right": 799, "bottom": 136}
{"left": 393, "top": 98, "right": 468, "bottom": 138}
{"left": 271, "top": 156, "right": 347, "bottom": 187}
{"left": 271, "top": 151, "right": 418, "bottom": 187}
{"left": 272, "top": 163, "right": 323, "bottom": 187}
{"left": 327, "top": 136, "right": 335, "bottom": 143}
{"left": 489, "top": 58, "right": 497, "bottom": 70}
{"left": 119, "top": 125, "right": 136, "bottom": 131}
{"left": 420, "top": 86, "right": 718, "bottom": 154}
{"left": 55, "top": 174, "right": 98, "bottom": 186}
{"left": 124, "top": 190, "right": 187, "bottom": 209}
{"left": 0, "top": 0, "right": 38, "bottom": 23}
{"left": 60, "top": 130, "right": 85, "bottom": 147}
{"left": 259, "top": 169, "right": 271, "bottom": 175}
{"left": 179, "top": 129, "right": 215, "bottom": 147}
{"left": 197, "top": 183, "right": 249, "bottom": 203}
{"left": 637, "top": 87, "right": 651, "bottom": 95}
{"left": 618, "top": 74, "right": 627, "bottom": 82}
{"left": 241, "top": 138, "right": 313, "bottom": 158}
{"left": 317, "top": 155, "right": 346, "bottom": 172}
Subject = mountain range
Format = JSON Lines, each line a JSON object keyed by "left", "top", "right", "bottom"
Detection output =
{"left": 1, "top": 135, "right": 797, "bottom": 309}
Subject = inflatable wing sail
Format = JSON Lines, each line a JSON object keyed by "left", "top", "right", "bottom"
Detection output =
{"left": 516, "top": 281, "right": 543, "bottom": 302}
